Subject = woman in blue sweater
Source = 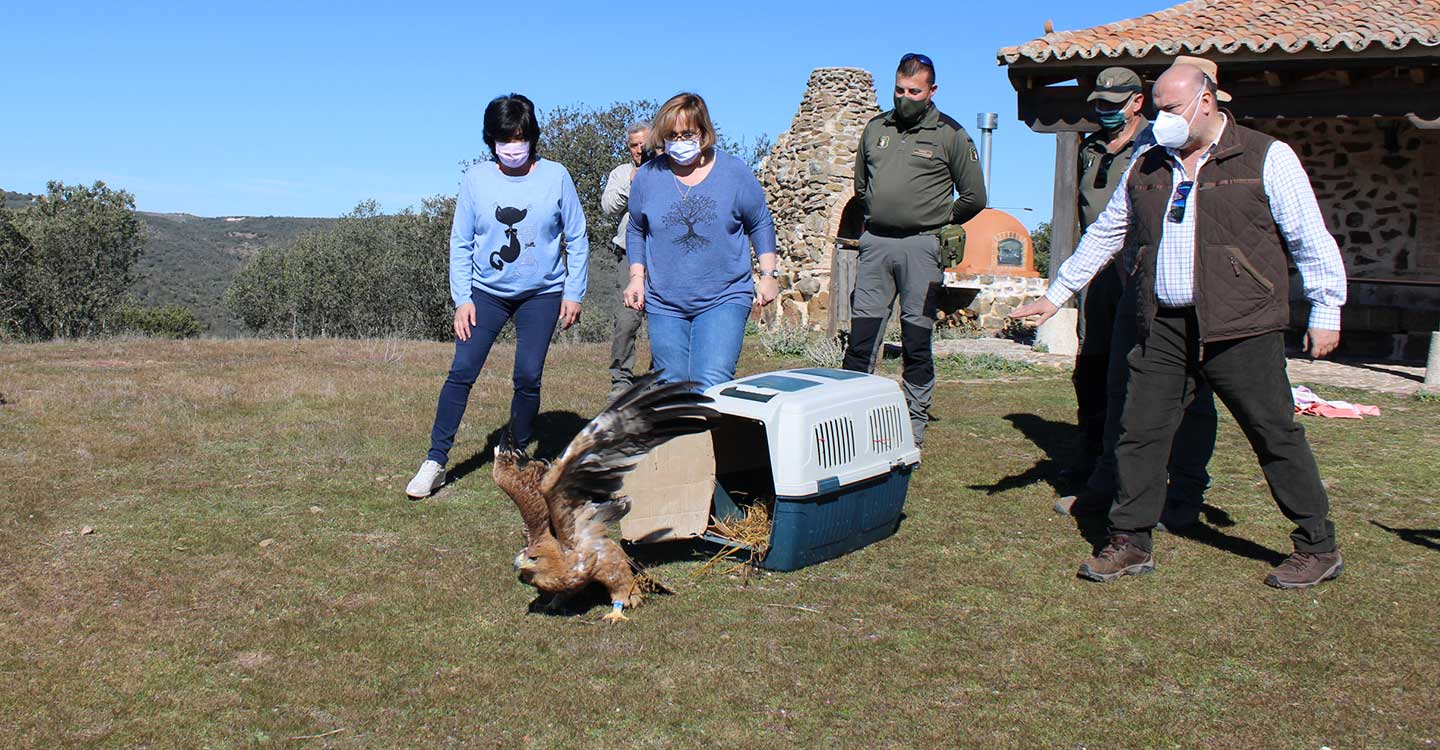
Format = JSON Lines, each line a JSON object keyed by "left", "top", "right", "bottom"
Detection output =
{"left": 623, "top": 92, "right": 779, "bottom": 389}
{"left": 407, "top": 93, "right": 588, "bottom": 499}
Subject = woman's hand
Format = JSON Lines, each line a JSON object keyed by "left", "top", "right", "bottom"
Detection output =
{"left": 623, "top": 275, "right": 646, "bottom": 311}
{"left": 755, "top": 277, "right": 780, "bottom": 308}
{"left": 453, "top": 302, "right": 476, "bottom": 341}
{"left": 559, "top": 300, "right": 582, "bottom": 329}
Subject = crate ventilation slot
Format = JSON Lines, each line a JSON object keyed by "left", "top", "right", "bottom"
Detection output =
{"left": 868, "top": 404, "right": 905, "bottom": 452}
{"left": 814, "top": 416, "right": 857, "bottom": 469}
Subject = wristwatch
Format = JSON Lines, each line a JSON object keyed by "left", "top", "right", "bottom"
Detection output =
{"left": 759, "top": 269, "right": 780, "bottom": 279}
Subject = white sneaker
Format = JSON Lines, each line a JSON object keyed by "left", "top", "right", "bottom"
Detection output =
{"left": 406, "top": 460, "right": 446, "bottom": 498}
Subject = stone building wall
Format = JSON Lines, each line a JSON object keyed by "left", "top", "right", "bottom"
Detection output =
{"left": 1249, "top": 117, "right": 1439, "bottom": 276}
{"left": 1248, "top": 117, "right": 1440, "bottom": 355}
{"left": 760, "top": 67, "right": 880, "bottom": 328}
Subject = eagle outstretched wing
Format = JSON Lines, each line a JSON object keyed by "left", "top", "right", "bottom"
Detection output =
{"left": 493, "top": 431, "right": 553, "bottom": 544}
{"left": 540, "top": 373, "right": 719, "bottom": 542}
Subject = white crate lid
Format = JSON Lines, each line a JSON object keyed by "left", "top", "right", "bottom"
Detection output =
{"left": 704, "top": 368, "right": 921, "bottom": 497}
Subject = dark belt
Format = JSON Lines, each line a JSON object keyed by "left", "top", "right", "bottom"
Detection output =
{"left": 865, "top": 223, "right": 944, "bottom": 240}
{"left": 1155, "top": 305, "right": 1196, "bottom": 318}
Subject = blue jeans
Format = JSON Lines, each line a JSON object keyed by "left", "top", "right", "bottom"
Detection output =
{"left": 647, "top": 303, "right": 750, "bottom": 390}
{"left": 427, "top": 288, "right": 561, "bottom": 465}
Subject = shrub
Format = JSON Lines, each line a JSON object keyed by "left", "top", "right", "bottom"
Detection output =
{"left": 803, "top": 336, "right": 845, "bottom": 369}
{"left": 0, "top": 181, "right": 144, "bottom": 339}
{"left": 114, "top": 304, "right": 203, "bottom": 339}
{"left": 935, "top": 353, "right": 1039, "bottom": 379}
{"left": 225, "top": 199, "right": 454, "bottom": 339}
{"left": 757, "top": 323, "right": 816, "bottom": 358}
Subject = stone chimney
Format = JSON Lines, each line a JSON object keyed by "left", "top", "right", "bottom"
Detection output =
{"left": 761, "top": 67, "right": 881, "bottom": 328}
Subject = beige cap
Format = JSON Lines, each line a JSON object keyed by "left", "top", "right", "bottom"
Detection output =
{"left": 1171, "top": 55, "right": 1232, "bottom": 102}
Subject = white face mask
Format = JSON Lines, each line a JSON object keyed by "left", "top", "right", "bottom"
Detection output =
{"left": 1152, "top": 87, "right": 1204, "bottom": 149}
{"left": 665, "top": 138, "right": 702, "bottom": 165}
{"left": 495, "top": 141, "right": 531, "bottom": 169}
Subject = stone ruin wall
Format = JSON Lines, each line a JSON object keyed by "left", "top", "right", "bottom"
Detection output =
{"left": 1250, "top": 117, "right": 1440, "bottom": 355}
{"left": 761, "top": 67, "right": 880, "bottom": 329}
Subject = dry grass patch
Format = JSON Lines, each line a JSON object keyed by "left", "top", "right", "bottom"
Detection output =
{"left": 1, "top": 338, "right": 1437, "bottom": 748}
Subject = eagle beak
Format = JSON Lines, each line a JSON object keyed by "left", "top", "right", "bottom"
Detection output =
{"left": 513, "top": 551, "right": 534, "bottom": 572}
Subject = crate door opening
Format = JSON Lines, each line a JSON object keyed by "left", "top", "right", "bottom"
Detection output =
{"left": 709, "top": 414, "right": 777, "bottom": 558}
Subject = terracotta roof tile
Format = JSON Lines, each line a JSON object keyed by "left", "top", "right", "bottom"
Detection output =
{"left": 999, "top": 0, "right": 1440, "bottom": 64}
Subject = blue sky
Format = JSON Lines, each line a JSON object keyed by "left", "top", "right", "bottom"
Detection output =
{"left": 2, "top": 1, "right": 1171, "bottom": 228}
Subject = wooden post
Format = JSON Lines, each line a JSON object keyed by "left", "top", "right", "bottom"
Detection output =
{"left": 1050, "top": 131, "right": 1082, "bottom": 287}
{"left": 1425, "top": 331, "right": 1440, "bottom": 393}
{"left": 828, "top": 238, "right": 859, "bottom": 337}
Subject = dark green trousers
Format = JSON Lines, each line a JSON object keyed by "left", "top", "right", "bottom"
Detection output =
{"left": 1112, "top": 307, "right": 1336, "bottom": 553}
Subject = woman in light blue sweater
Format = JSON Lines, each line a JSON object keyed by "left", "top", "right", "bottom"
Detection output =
{"left": 623, "top": 92, "right": 779, "bottom": 389}
{"left": 407, "top": 93, "right": 588, "bottom": 499}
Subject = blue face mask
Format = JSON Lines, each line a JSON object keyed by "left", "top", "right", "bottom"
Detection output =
{"left": 1096, "top": 109, "right": 1128, "bottom": 131}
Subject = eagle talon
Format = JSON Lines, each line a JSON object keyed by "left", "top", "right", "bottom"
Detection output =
{"left": 601, "top": 602, "right": 629, "bottom": 623}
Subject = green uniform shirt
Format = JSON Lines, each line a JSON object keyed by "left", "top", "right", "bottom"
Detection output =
{"left": 854, "top": 104, "right": 987, "bottom": 234}
{"left": 1077, "top": 117, "right": 1150, "bottom": 230}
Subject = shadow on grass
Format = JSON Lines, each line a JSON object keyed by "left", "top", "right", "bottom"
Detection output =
{"left": 1340, "top": 361, "right": 1424, "bottom": 382}
{"left": 445, "top": 410, "right": 592, "bottom": 486}
{"left": 1200, "top": 504, "right": 1237, "bottom": 528}
{"left": 1068, "top": 503, "right": 1242, "bottom": 555}
{"left": 967, "top": 413, "right": 1074, "bottom": 495}
{"left": 1170, "top": 523, "right": 1288, "bottom": 566}
{"left": 626, "top": 538, "right": 709, "bottom": 567}
{"left": 525, "top": 576, "right": 679, "bottom": 620}
{"left": 1371, "top": 520, "right": 1440, "bottom": 552}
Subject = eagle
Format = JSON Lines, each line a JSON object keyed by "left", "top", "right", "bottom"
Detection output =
{"left": 493, "top": 373, "right": 718, "bottom": 622}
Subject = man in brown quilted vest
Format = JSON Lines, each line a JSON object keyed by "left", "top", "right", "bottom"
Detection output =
{"left": 1013, "top": 61, "right": 1348, "bottom": 590}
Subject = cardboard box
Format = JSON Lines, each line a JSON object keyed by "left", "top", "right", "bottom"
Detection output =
{"left": 619, "top": 432, "right": 716, "bottom": 543}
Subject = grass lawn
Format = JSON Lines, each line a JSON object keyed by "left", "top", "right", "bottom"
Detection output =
{"left": 2, "top": 338, "right": 1437, "bottom": 749}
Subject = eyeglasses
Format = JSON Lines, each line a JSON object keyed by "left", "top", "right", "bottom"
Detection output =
{"left": 900, "top": 52, "right": 933, "bottom": 69}
{"left": 668, "top": 129, "right": 700, "bottom": 141}
{"left": 1168, "top": 181, "right": 1195, "bottom": 223}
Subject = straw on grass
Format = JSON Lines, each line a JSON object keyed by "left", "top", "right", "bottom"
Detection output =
{"left": 691, "top": 501, "right": 773, "bottom": 579}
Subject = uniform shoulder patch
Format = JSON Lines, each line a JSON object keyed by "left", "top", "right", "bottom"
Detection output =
{"left": 878, "top": 135, "right": 890, "bottom": 149}
{"left": 970, "top": 145, "right": 979, "bottom": 162}
{"left": 936, "top": 112, "right": 965, "bottom": 131}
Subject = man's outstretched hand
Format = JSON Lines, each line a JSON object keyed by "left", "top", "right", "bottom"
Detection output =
{"left": 1010, "top": 298, "right": 1060, "bottom": 327}
{"left": 1304, "top": 328, "right": 1339, "bottom": 359}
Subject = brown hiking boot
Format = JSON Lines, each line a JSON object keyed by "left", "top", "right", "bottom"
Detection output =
{"left": 1077, "top": 533, "right": 1154, "bottom": 582}
{"left": 1264, "top": 550, "right": 1343, "bottom": 590}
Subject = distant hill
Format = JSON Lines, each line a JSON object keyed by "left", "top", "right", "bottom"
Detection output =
{"left": 3, "top": 190, "right": 41, "bottom": 209}
{"left": 132, "top": 213, "right": 335, "bottom": 335}
{"left": 6, "top": 189, "right": 333, "bottom": 334}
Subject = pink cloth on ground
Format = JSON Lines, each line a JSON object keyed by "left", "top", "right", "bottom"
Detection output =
{"left": 1292, "top": 385, "right": 1382, "bottom": 419}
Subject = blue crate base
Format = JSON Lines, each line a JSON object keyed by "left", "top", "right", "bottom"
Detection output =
{"left": 761, "top": 466, "right": 913, "bottom": 572}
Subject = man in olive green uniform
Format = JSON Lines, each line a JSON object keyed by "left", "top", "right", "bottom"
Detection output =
{"left": 1067, "top": 67, "right": 1151, "bottom": 480}
{"left": 1057, "top": 66, "right": 1217, "bottom": 531}
{"left": 842, "top": 53, "right": 987, "bottom": 447}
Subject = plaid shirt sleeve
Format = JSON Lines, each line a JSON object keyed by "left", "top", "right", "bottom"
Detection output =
{"left": 1264, "top": 141, "right": 1347, "bottom": 330}
{"left": 1044, "top": 158, "right": 1135, "bottom": 308}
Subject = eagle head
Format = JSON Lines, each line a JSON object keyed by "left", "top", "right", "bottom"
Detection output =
{"left": 512, "top": 537, "right": 564, "bottom": 587}
{"left": 513, "top": 548, "right": 537, "bottom": 581}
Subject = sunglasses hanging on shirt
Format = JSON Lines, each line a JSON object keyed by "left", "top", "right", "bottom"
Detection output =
{"left": 1168, "top": 181, "right": 1195, "bottom": 223}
